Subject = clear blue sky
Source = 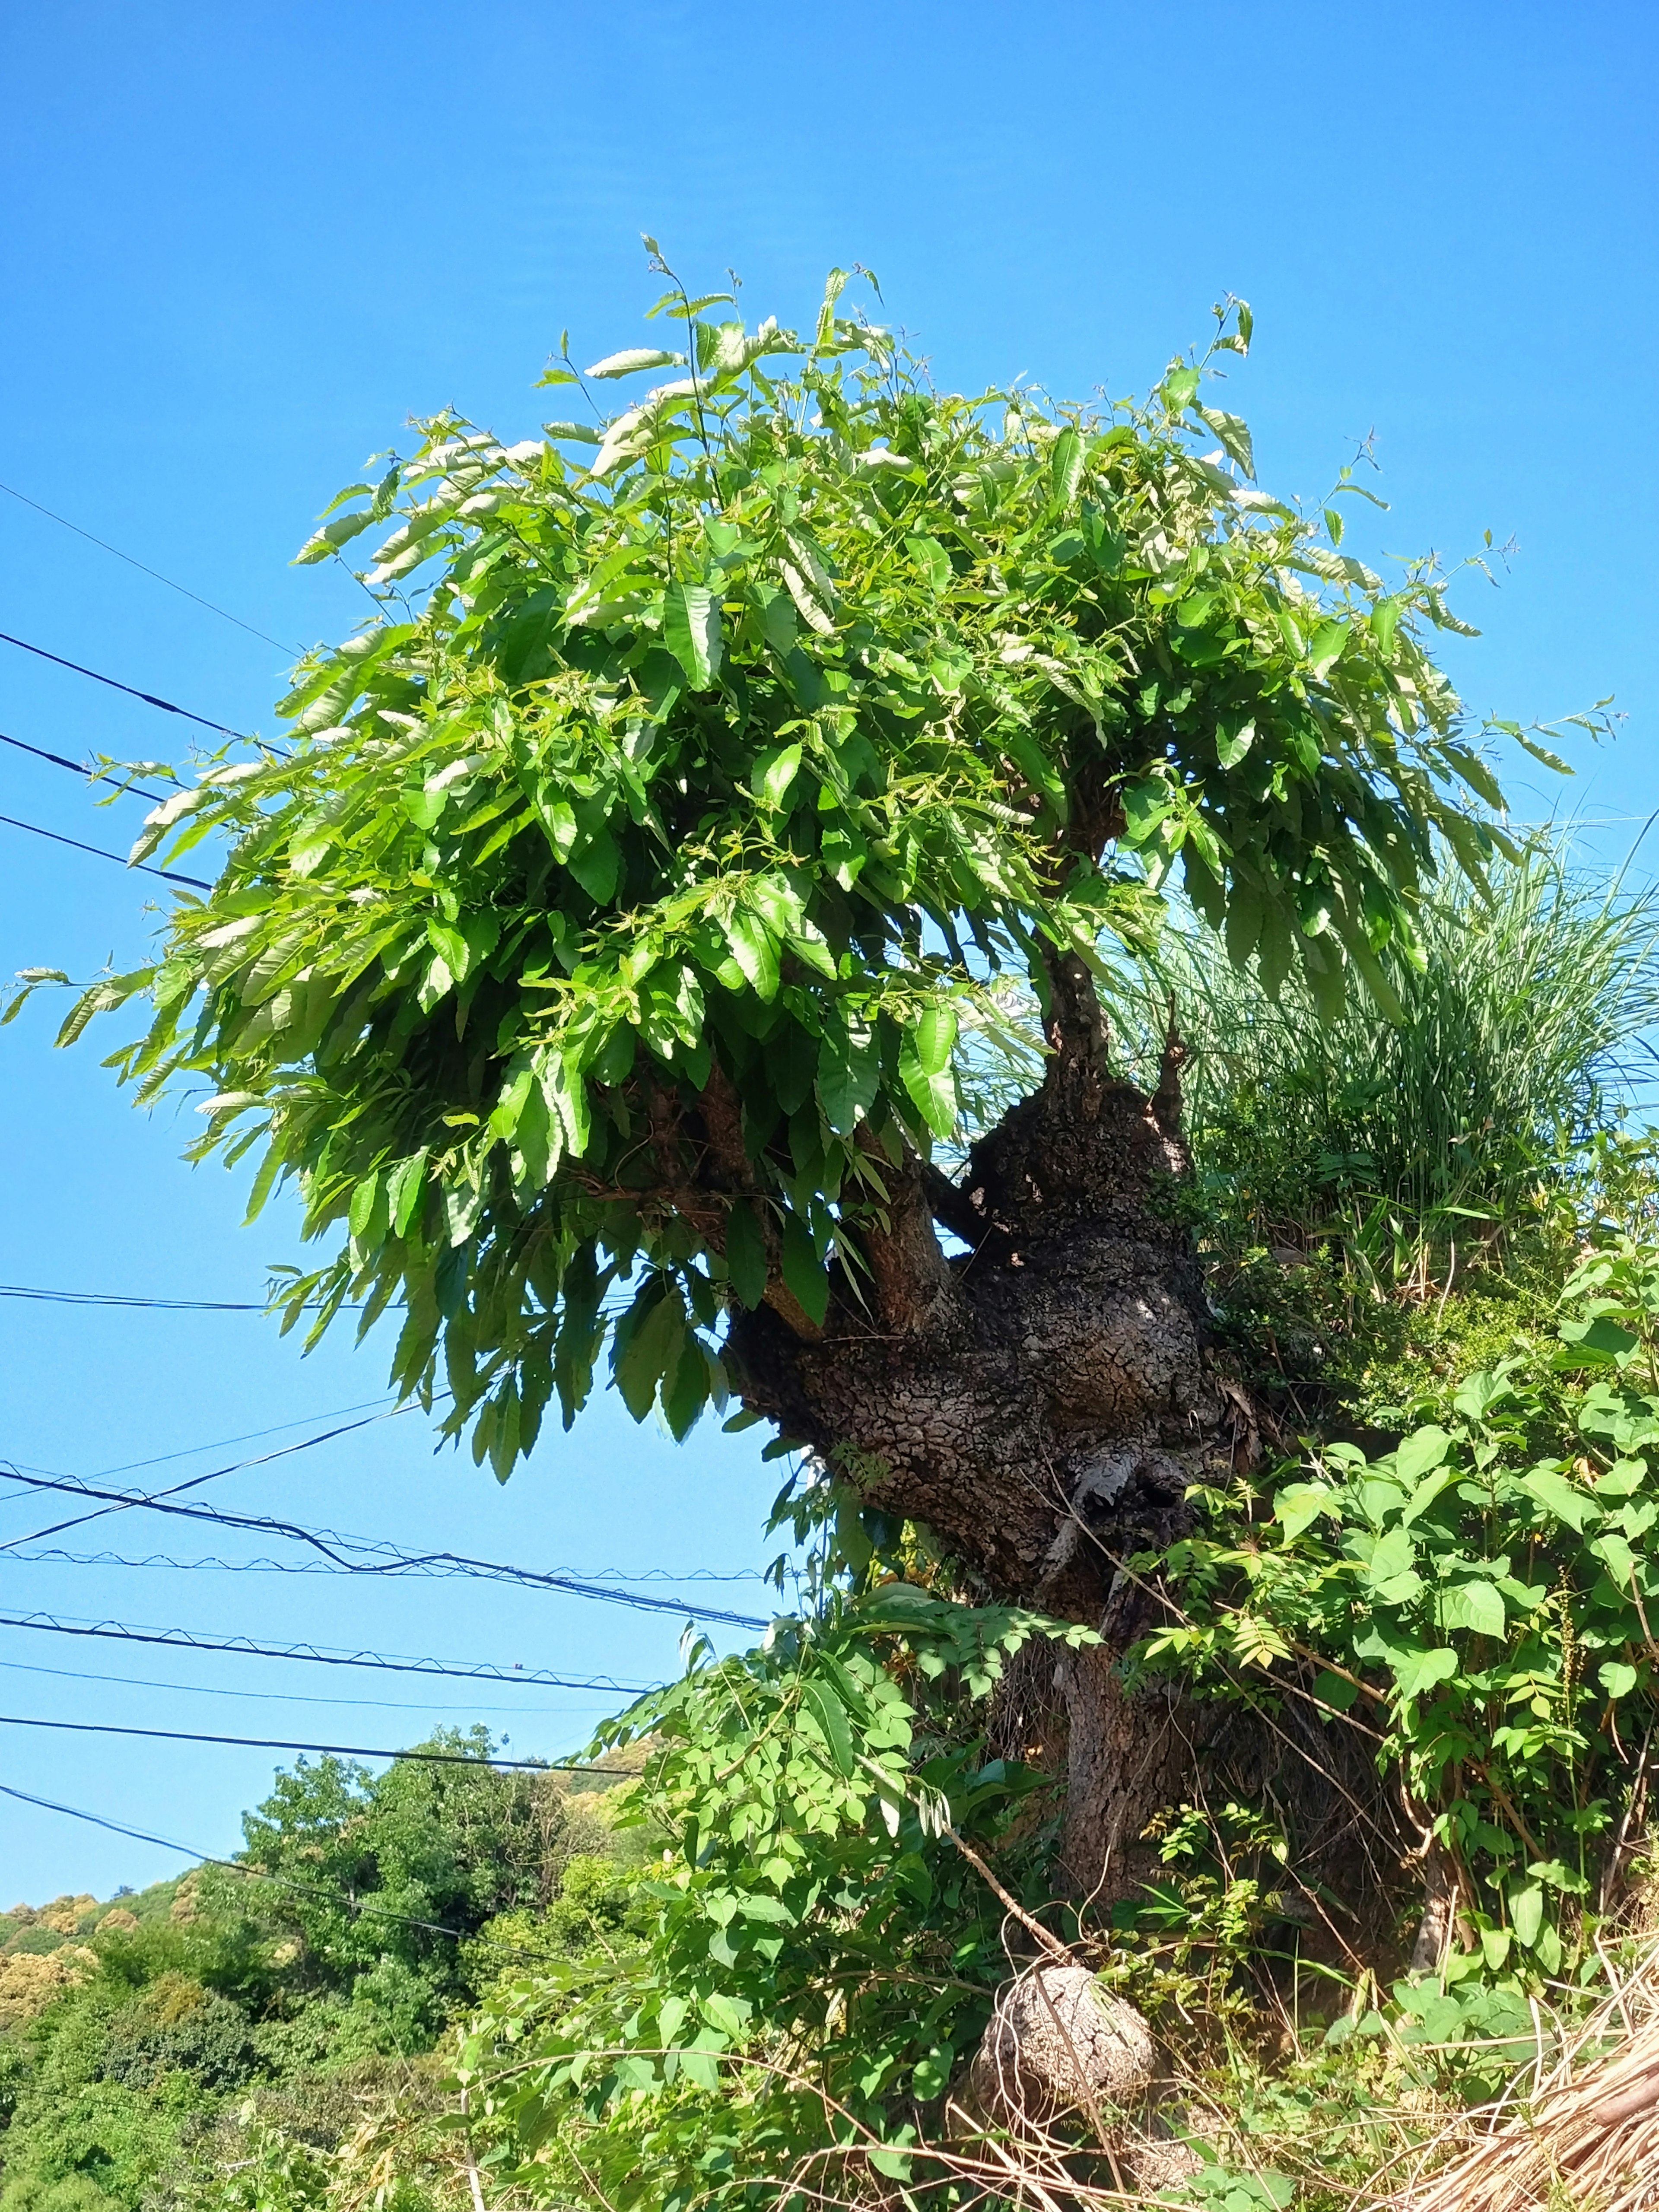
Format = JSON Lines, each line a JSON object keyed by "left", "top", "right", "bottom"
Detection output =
{"left": 1, "top": 0, "right": 1654, "bottom": 1901}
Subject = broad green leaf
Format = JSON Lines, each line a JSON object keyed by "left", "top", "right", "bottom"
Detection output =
{"left": 1395, "top": 1426, "right": 1451, "bottom": 1484}
{"left": 664, "top": 581, "right": 723, "bottom": 690}
{"left": 725, "top": 1202, "right": 768, "bottom": 1311}
{"left": 1274, "top": 1482, "right": 1338, "bottom": 1541}
{"left": 780, "top": 1211, "right": 830, "bottom": 1327}
{"left": 1391, "top": 1644, "right": 1460, "bottom": 1703}
{"left": 1509, "top": 1883, "right": 1544, "bottom": 1949}
{"left": 803, "top": 1679, "right": 856, "bottom": 1777}
{"left": 1518, "top": 1465, "right": 1600, "bottom": 1533}
{"left": 1436, "top": 1579, "right": 1505, "bottom": 1638}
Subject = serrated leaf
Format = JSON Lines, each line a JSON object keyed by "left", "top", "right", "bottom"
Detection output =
{"left": 724, "top": 908, "right": 780, "bottom": 1001}
{"left": 664, "top": 581, "right": 723, "bottom": 690}
{"left": 585, "top": 347, "right": 683, "bottom": 379}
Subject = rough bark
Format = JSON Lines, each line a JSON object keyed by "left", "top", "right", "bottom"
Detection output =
{"left": 724, "top": 952, "right": 1250, "bottom": 1890}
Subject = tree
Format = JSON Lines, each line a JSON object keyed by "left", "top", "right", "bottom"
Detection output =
{"left": 68, "top": 257, "right": 1553, "bottom": 1891}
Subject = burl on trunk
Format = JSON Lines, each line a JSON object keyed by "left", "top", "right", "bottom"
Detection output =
{"left": 727, "top": 951, "right": 1243, "bottom": 1893}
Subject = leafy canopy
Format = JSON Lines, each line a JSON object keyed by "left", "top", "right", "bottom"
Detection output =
{"left": 78, "top": 257, "right": 1519, "bottom": 1472}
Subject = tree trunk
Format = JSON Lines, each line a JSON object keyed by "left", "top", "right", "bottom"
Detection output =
{"left": 726, "top": 954, "right": 1246, "bottom": 1889}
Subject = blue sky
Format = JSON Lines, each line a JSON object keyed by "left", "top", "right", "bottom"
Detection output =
{"left": 0, "top": 0, "right": 1654, "bottom": 1900}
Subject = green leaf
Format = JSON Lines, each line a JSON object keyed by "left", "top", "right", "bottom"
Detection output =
{"left": 1517, "top": 1465, "right": 1601, "bottom": 1533}
{"left": 1395, "top": 1426, "right": 1451, "bottom": 1484}
{"left": 613, "top": 1290, "right": 684, "bottom": 1422}
{"left": 1558, "top": 1314, "right": 1640, "bottom": 1367}
{"left": 1437, "top": 1580, "right": 1505, "bottom": 1638}
{"left": 868, "top": 2149, "right": 912, "bottom": 2183}
{"left": 1049, "top": 426, "right": 1084, "bottom": 509}
{"left": 1600, "top": 1661, "right": 1639, "bottom": 1699}
{"left": 817, "top": 1023, "right": 879, "bottom": 1136}
{"left": 911, "top": 1004, "right": 957, "bottom": 1077}
{"left": 724, "top": 908, "right": 780, "bottom": 1001}
{"left": 586, "top": 346, "right": 683, "bottom": 378}
{"left": 1195, "top": 405, "right": 1255, "bottom": 477}
{"left": 1161, "top": 365, "right": 1201, "bottom": 413}
{"left": 905, "top": 534, "right": 952, "bottom": 594}
{"left": 1510, "top": 1882, "right": 1544, "bottom": 1949}
{"left": 725, "top": 1202, "right": 768, "bottom": 1311}
{"left": 1392, "top": 1644, "right": 1460, "bottom": 1703}
{"left": 780, "top": 1211, "right": 830, "bottom": 1327}
{"left": 664, "top": 581, "right": 723, "bottom": 690}
{"left": 803, "top": 1680, "right": 856, "bottom": 1777}
{"left": 1274, "top": 1482, "right": 1337, "bottom": 1541}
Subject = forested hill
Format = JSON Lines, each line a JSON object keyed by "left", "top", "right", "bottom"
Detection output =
{"left": 0, "top": 1732, "right": 643, "bottom": 2212}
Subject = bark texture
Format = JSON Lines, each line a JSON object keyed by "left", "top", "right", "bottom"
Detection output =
{"left": 725, "top": 953, "right": 1250, "bottom": 1891}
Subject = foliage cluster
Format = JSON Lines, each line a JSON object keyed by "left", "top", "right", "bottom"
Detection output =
{"left": 42, "top": 267, "right": 1531, "bottom": 1483}
{"left": 1132, "top": 1183, "right": 1659, "bottom": 1982}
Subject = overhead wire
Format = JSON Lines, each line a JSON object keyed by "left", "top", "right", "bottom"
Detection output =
{"left": 0, "top": 1709, "right": 621, "bottom": 1772}
{"left": 0, "top": 480, "right": 301, "bottom": 655}
{"left": 0, "top": 1606, "right": 651, "bottom": 1692}
{"left": 0, "top": 1403, "right": 420, "bottom": 1552}
{"left": 0, "top": 1283, "right": 285, "bottom": 1312}
{"left": 0, "top": 810, "right": 211, "bottom": 889}
{"left": 0, "top": 731, "right": 166, "bottom": 801}
{"left": 0, "top": 630, "right": 254, "bottom": 740}
{"left": 0, "top": 1651, "right": 623, "bottom": 1717}
{"left": 0, "top": 1465, "right": 773, "bottom": 1627}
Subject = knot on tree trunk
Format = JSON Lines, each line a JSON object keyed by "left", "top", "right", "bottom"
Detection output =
{"left": 966, "top": 1963, "right": 1155, "bottom": 2128}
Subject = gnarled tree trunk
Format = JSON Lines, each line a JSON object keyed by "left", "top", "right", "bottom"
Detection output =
{"left": 727, "top": 953, "right": 1245, "bottom": 1894}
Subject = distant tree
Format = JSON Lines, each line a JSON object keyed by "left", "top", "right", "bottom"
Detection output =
{"left": 224, "top": 1735, "right": 569, "bottom": 2032}
{"left": 66, "top": 257, "right": 1570, "bottom": 1887}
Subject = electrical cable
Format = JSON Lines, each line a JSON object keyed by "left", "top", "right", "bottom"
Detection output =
{"left": 0, "top": 730, "right": 166, "bottom": 801}
{"left": 0, "top": 1466, "right": 773, "bottom": 1628}
{"left": 0, "top": 1709, "right": 619, "bottom": 1772}
{"left": 0, "top": 1606, "right": 650, "bottom": 1692}
{"left": 0, "top": 630, "right": 252, "bottom": 738}
{"left": 0, "top": 480, "right": 300, "bottom": 654}
{"left": 0, "top": 810, "right": 211, "bottom": 889}
{"left": 0, "top": 1404, "right": 419, "bottom": 1553}
{"left": 0, "top": 1284, "right": 284, "bottom": 1311}
{"left": 85, "top": 1396, "right": 398, "bottom": 1480}
{"left": 0, "top": 1651, "right": 620, "bottom": 1717}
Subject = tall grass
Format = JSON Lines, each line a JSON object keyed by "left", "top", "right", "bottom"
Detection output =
{"left": 1136, "top": 838, "right": 1659, "bottom": 1287}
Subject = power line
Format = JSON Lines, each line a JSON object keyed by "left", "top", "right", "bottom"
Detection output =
{"left": 0, "top": 1468, "right": 772, "bottom": 1628}
{"left": 86, "top": 1396, "right": 398, "bottom": 1480}
{"left": 0, "top": 1404, "right": 417, "bottom": 1553}
{"left": 0, "top": 810, "right": 212, "bottom": 890}
{"left": 0, "top": 630, "right": 253, "bottom": 739}
{"left": 0, "top": 1651, "right": 620, "bottom": 1717}
{"left": 0, "top": 1606, "right": 650, "bottom": 1693}
{"left": 0, "top": 730, "right": 166, "bottom": 801}
{"left": 0, "top": 1283, "right": 284, "bottom": 1312}
{"left": 0, "top": 1708, "right": 620, "bottom": 1772}
{"left": 0, "top": 481, "right": 299, "bottom": 655}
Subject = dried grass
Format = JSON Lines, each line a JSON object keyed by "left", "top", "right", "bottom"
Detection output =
{"left": 1389, "top": 1945, "right": 1659, "bottom": 2212}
